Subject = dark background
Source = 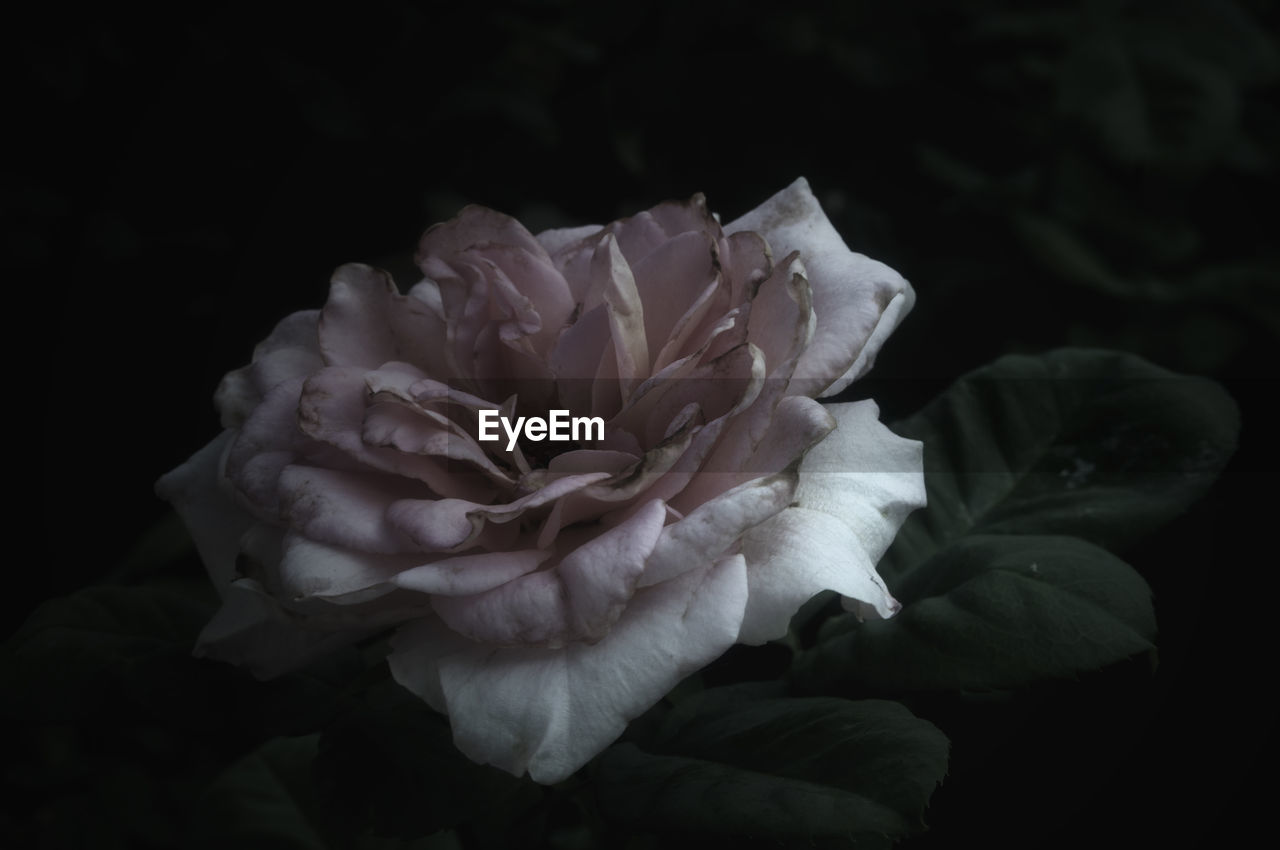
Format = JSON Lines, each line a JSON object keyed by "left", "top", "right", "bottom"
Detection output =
{"left": 17, "top": 1, "right": 1279, "bottom": 847}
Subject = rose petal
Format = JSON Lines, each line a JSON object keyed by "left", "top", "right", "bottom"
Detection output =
{"left": 536, "top": 222, "right": 603, "bottom": 258}
{"left": 277, "top": 465, "right": 424, "bottom": 553}
{"left": 274, "top": 534, "right": 421, "bottom": 602}
{"left": 391, "top": 549, "right": 551, "bottom": 596}
{"left": 737, "top": 507, "right": 898, "bottom": 642}
{"left": 224, "top": 376, "right": 309, "bottom": 520}
{"left": 593, "top": 233, "right": 649, "bottom": 392}
{"left": 388, "top": 551, "right": 748, "bottom": 783}
{"left": 417, "top": 205, "right": 551, "bottom": 268}
{"left": 298, "top": 365, "right": 504, "bottom": 498}
{"left": 215, "top": 310, "right": 323, "bottom": 428}
{"left": 630, "top": 230, "right": 720, "bottom": 369}
{"left": 387, "top": 472, "right": 613, "bottom": 552}
{"left": 480, "top": 243, "right": 576, "bottom": 353}
{"left": 791, "top": 399, "right": 927, "bottom": 556}
{"left": 550, "top": 302, "right": 612, "bottom": 415}
{"left": 724, "top": 177, "right": 914, "bottom": 396}
{"left": 640, "top": 472, "right": 796, "bottom": 587}
{"left": 155, "top": 431, "right": 249, "bottom": 588}
{"left": 195, "top": 578, "right": 370, "bottom": 680}
{"left": 609, "top": 193, "right": 721, "bottom": 267}
{"left": 736, "top": 400, "right": 925, "bottom": 643}
{"left": 670, "top": 394, "right": 834, "bottom": 513}
{"left": 319, "top": 263, "right": 450, "bottom": 375}
{"left": 430, "top": 499, "right": 667, "bottom": 646}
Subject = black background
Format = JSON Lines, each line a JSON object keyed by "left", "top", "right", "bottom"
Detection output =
{"left": 17, "top": 1, "right": 1279, "bottom": 847}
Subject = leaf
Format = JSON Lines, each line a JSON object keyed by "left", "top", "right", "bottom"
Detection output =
{"left": 2, "top": 582, "right": 359, "bottom": 735}
{"left": 595, "top": 688, "right": 948, "bottom": 843}
{"left": 314, "top": 679, "right": 533, "bottom": 839}
{"left": 3, "top": 583, "right": 215, "bottom": 719}
{"left": 883, "top": 348, "right": 1238, "bottom": 579}
{"left": 107, "top": 511, "right": 196, "bottom": 583}
{"left": 793, "top": 535, "right": 1155, "bottom": 694}
{"left": 194, "top": 735, "right": 331, "bottom": 850}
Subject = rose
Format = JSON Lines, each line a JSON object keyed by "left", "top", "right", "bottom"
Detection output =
{"left": 157, "top": 178, "right": 925, "bottom": 783}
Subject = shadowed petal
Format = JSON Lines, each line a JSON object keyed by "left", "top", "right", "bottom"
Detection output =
{"left": 195, "top": 578, "right": 372, "bottom": 680}
{"left": 319, "top": 264, "right": 449, "bottom": 374}
{"left": 155, "top": 430, "right": 249, "bottom": 588}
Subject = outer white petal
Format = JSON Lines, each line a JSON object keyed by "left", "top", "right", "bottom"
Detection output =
{"left": 737, "top": 400, "right": 925, "bottom": 643}
{"left": 724, "top": 177, "right": 914, "bottom": 397}
{"left": 388, "top": 553, "right": 749, "bottom": 783}
{"left": 195, "top": 578, "right": 370, "bottom": 679}
{"left": 155, "top": 431, "right": 250, "bottom": 589}
{"left": 214, "top": 310, "right": 322, "bottom": 428}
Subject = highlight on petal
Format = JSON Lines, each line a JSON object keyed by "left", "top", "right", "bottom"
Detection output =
{"left": 736, "top": 401, "right": 925, "bottom": 643}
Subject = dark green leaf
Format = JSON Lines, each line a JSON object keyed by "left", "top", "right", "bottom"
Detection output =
{"left": 194, "top": 735, "right": 331, "bottom": 850}
{"left": 315, "top": 679, "right": 534, "bottom": 839}
{"left": 2, "top": 582, "right": 359, "bottom": 735}
{"left": 884, "top": 348, "right": 1238, "bottom": 579}
{"left": 795, "top": 535, "right": 1155, "bottom": 694}
{"left": 3, "top": 583, "right": 215, "bottom": 719}
{"left": 107, "top": 510, "right": 196, "bottom": 583}
{"left": 595, "top": 689, "right": 947, "bottom": 842}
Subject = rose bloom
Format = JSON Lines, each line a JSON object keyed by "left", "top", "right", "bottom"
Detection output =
{"left": 158, "top": 178, "right": 925, "bottom": 783}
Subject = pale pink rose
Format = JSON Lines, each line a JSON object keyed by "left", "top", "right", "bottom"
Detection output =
{"left": 157, "top": 178, "right": 925, "bottom": 783}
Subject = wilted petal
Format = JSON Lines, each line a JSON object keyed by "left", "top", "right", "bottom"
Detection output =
{"left": 319, "top": 264, "right": 449, "bottom": 374}
{"left": 388, "top": 551, "right": 748, "bottom": 783}
{"left": 417, "top": 205, "right": 551, "bottom": 267}
{"left": 608, "top": 193, "right": 721, "bottom": 268}
{"left": 298, "top": 365, "right": 502, "bottom": 499}
{"left": 631, "top": 230, "right": 720, "bottom": 368}
{"left": 725, "top": 177, "right": 914, "bottom": 396}
{"left": 593, "top": 233, "right": 649, "bottom": 391}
